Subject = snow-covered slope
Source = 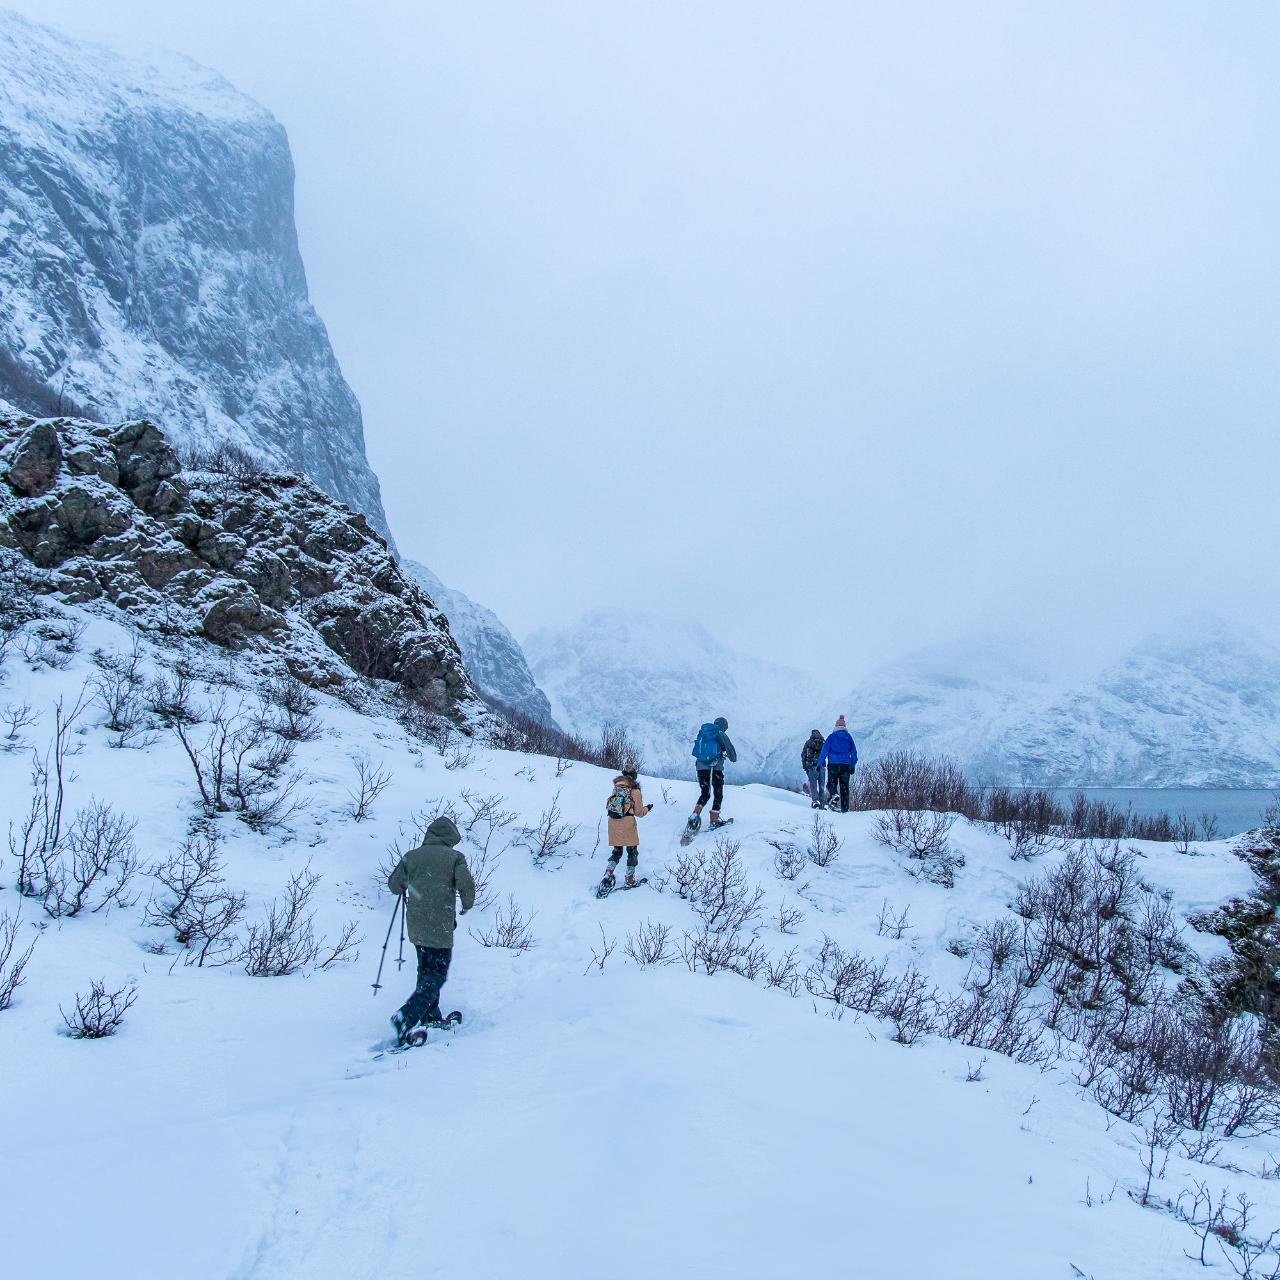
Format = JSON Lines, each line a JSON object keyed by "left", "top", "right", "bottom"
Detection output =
{"left": 403, "top": 560, "right": 558, "bottom": 727}
{"left": 3, "top": 600, "right": 1278, "bottom": 1279}
{"left": 0, "top": 9, "right": 393, "bottom": 544}
{"left": 762, "top": 623, "right": 1280, "bottom": 790}
{"left": 526, "top": 608, "right": 820, "bottom": 780}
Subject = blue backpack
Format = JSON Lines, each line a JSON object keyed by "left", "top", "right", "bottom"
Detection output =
{"left": 692, "top": 722, "right": 721, "bottom": 765}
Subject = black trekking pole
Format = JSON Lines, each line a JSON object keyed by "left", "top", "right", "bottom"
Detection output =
{"left": 396, "top": 890, "right": 408, "bottom": 970}
{"left": 371, "top": 893, "right": 404, "bottom": 996}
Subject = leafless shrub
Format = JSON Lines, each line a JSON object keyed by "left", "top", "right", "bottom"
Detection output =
{"left": 1173, "top": 812, "right": 1199, "bottom": 857}
{"left": 1198, "top": 813, "right": 1221, "bottom": 843}
{"left": 584, "top": 924, "right": 618, "bottom": 975}
{"left": 1175, "top": 1182, "right": 1280, "bottom": 1278}
{"left": 173, "top": 881, "right": 246, "bottom": 968}
{"left": 625, "top": 919, "right": 677, "bottom": 967}
{"left": 10, "top": 688, "right": 89, "bottom": 894}
{"left": 145, "top": 663, "right": 200, "bottom": 727}
{"left": 766, "top": 946, "right": 803, "bottom": 995}
{"left": 240, "top": 867, "right": 326, "bottom": 976}
{"left": 261, "top": 676, "right": 321, "bottom": 742}
{"left": 2, "top": 700, "right": 38, "bottom": 749}
{"left": 873, "top": 807, "right": 962, "bottom": 885}
{"left": 444, "top": 739, "right": 474, "bottom": 771}
{"left": 0, "top": 910, "right": 36, "bottom": 1010}
{"left": 852, "top": 750, "right": 977, "bottom": 815}
{"left": 555, "top": 756, "right": 572, "bottom": 778}
{"left": 90, "top": 640, "right": 153, "bottom": 747}
{"left": 21, "top": 616, "right": 86, "bottom": 670}
{"left": 804, "top": 937, "right": 895, "bottom": 1015}
{"left": 686, "top": 839, "right": 764, "bottom": 935}
{"left": 169, "top": 692, "right": 306, "bottom": 831}
{"left": 597, "top": 722, "right": 644, "bottom": 775}
{"left": 777, "top": 900, "right": 805, "bottom": 935}
{"left": 768, "top": 838, "right": 807, "bottom": 881}
{"left": 943, "top": 968, "right": 1048, "bottom": 1064}
{"left": 519, "top": 791, "right": 579, "bottom": 862}
{"left": 345, "top": 754, "right": 393, "bottom": 822}
{"left": 39, "top": 800, "right": 141, "bottom": 918}
{"left": 660, "top": 784, "right": 675, "bottom": 806}
{"left": 60, "top": 978, "right": 138, "bottom": 1038}
{"left": 470, "top": 895, "right": 537, "bottom": 951}
{"left": 965, "top": 1056, "right": 988, "bottom": 1082}
{"left": 881, "top": 966, "right": 943, "bottom": 1045}
{"left": 145, "top": 828, "right": 224, "bottom": 928}
{"left": 808, "top": 814, "right": 842, "bottom": 867}
{"left": 182, "top": 439, "right": 267, "bottom": 484}
{"left": 316, "top": 921, "right": 362, "bottom": 970}
{"left": 680, "top": 922, "right": 757, "bottom": 977}
{"left": 877, "top": 900, "right": 912, "bottom": 940}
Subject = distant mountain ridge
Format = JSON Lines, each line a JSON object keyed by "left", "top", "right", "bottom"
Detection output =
{"left": 403, "top": 561, "right": 558, "bottom": 728}
{"left": 526, "top": 608, "right": 821, "bottom": 781}
{"left": 761, "top": 622, "right": 1280, "bottom": 790}
{"left": 0, "top": 8, "right": 393, "bottom": 544}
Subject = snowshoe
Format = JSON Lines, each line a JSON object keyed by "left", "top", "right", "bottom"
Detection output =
{"left": 708, "top": 817, "right": 735, "bottom": 831}
{"left": 595, "top": 871, "right": 617, "bottom": 899}
{"left": 679, "top": 814, "right": 702, "bottom": 847}
{"left": 426, "top": 1010, "right": 462, "bottom": 1030}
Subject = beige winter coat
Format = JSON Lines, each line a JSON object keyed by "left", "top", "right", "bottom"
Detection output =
{"left": 606, "top": 776, "right": 649, "bottom": 847}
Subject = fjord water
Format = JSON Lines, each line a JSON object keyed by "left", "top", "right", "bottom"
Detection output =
{"left": 1047, "top": 789, "right": 1276, "bottom": 838}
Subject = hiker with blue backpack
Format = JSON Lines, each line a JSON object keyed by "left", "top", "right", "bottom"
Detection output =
{"left": 684, "top": 716, "right": 737, "bottom": 839}
{"left": 819, "top": 715, "right": 858, "bottom": 813}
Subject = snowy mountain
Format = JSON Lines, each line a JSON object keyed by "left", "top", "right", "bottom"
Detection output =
{"left": 761, "top": 622, "right": 1280, "bottom": 789}
{"left": 525, "top": 608, "right": 821, "bottom": 780}
{"left": 403, "top": 560, "right": 559, "bottom": 727}
{"left": 0, "top": 9, "right": 393, "bottom": 544}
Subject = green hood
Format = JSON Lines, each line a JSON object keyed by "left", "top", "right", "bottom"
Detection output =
{"left": 425, "top": 816, "right": 462, "bottom": 846}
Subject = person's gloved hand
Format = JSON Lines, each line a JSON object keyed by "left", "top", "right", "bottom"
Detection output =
{"left": 646, "top": 804, "right": 655, "bottom": 814}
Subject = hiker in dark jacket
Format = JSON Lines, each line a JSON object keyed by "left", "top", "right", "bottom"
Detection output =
{"left": 801, "top": 729, "right": 825, "bottom": 808}
{"left": 386, "top": 816, "right": 476, "bottom": 1045}
{"left": 819, "top": 716, "right": 858, "bottom": 813}
{"left": 686, "top": 716, "right": 737, "bottom": 834}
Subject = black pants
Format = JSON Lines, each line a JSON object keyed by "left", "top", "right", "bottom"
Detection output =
{"left": 696, "top": 768, "right": 724, "bottom": 811}
{"left": 397, "top": 945, "right": 452, "bottom": 1027}
{"left": 827, "top": 763, "right": 852, "bottom": 812}
{"left": 608, "top": 845, "right": 639, "bottom": 869}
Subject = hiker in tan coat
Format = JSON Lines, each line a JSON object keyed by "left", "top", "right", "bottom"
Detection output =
{"left": 602, "top": 762, "right": 652, "bottom": 889}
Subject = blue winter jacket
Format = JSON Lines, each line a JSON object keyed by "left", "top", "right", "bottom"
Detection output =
{"left": 692, "top": 722, "right": 737, "bottom": 771}
{"left": 819, "top": 729, "right": 857, "bottom": 768}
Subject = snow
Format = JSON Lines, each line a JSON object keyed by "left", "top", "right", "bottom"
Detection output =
{"left": 1, "top": 607, "right": 1276, "bottom": 1279}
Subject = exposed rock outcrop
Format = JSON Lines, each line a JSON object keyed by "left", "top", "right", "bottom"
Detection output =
{"left": 0, "top": 414, "right": 480, "bottom": 721}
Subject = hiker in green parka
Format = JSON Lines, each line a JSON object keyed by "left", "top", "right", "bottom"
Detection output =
{"left": 387, "top": 816, "right": 476, "bottom": 1044}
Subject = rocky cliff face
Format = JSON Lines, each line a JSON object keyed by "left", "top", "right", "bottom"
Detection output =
{"left": 403, "top": 561, "right": 559, "bottom": 728}
{"left": 0, "top": 413, "right": 480, "bottom": 721}
{"left": 0, "top": 10, "right": 393, "bottom": 545}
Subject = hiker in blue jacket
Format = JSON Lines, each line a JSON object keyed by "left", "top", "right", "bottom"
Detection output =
{"left": 686, "top": 716, "right": 737, "bottom": 836}
{"left": 819, "top": 715, "right": 858, "bottom": 813}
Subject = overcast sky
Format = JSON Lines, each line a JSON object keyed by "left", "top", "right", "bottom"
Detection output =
{"left": 14, "top": 1, "right": 1280, "bottom": 683}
